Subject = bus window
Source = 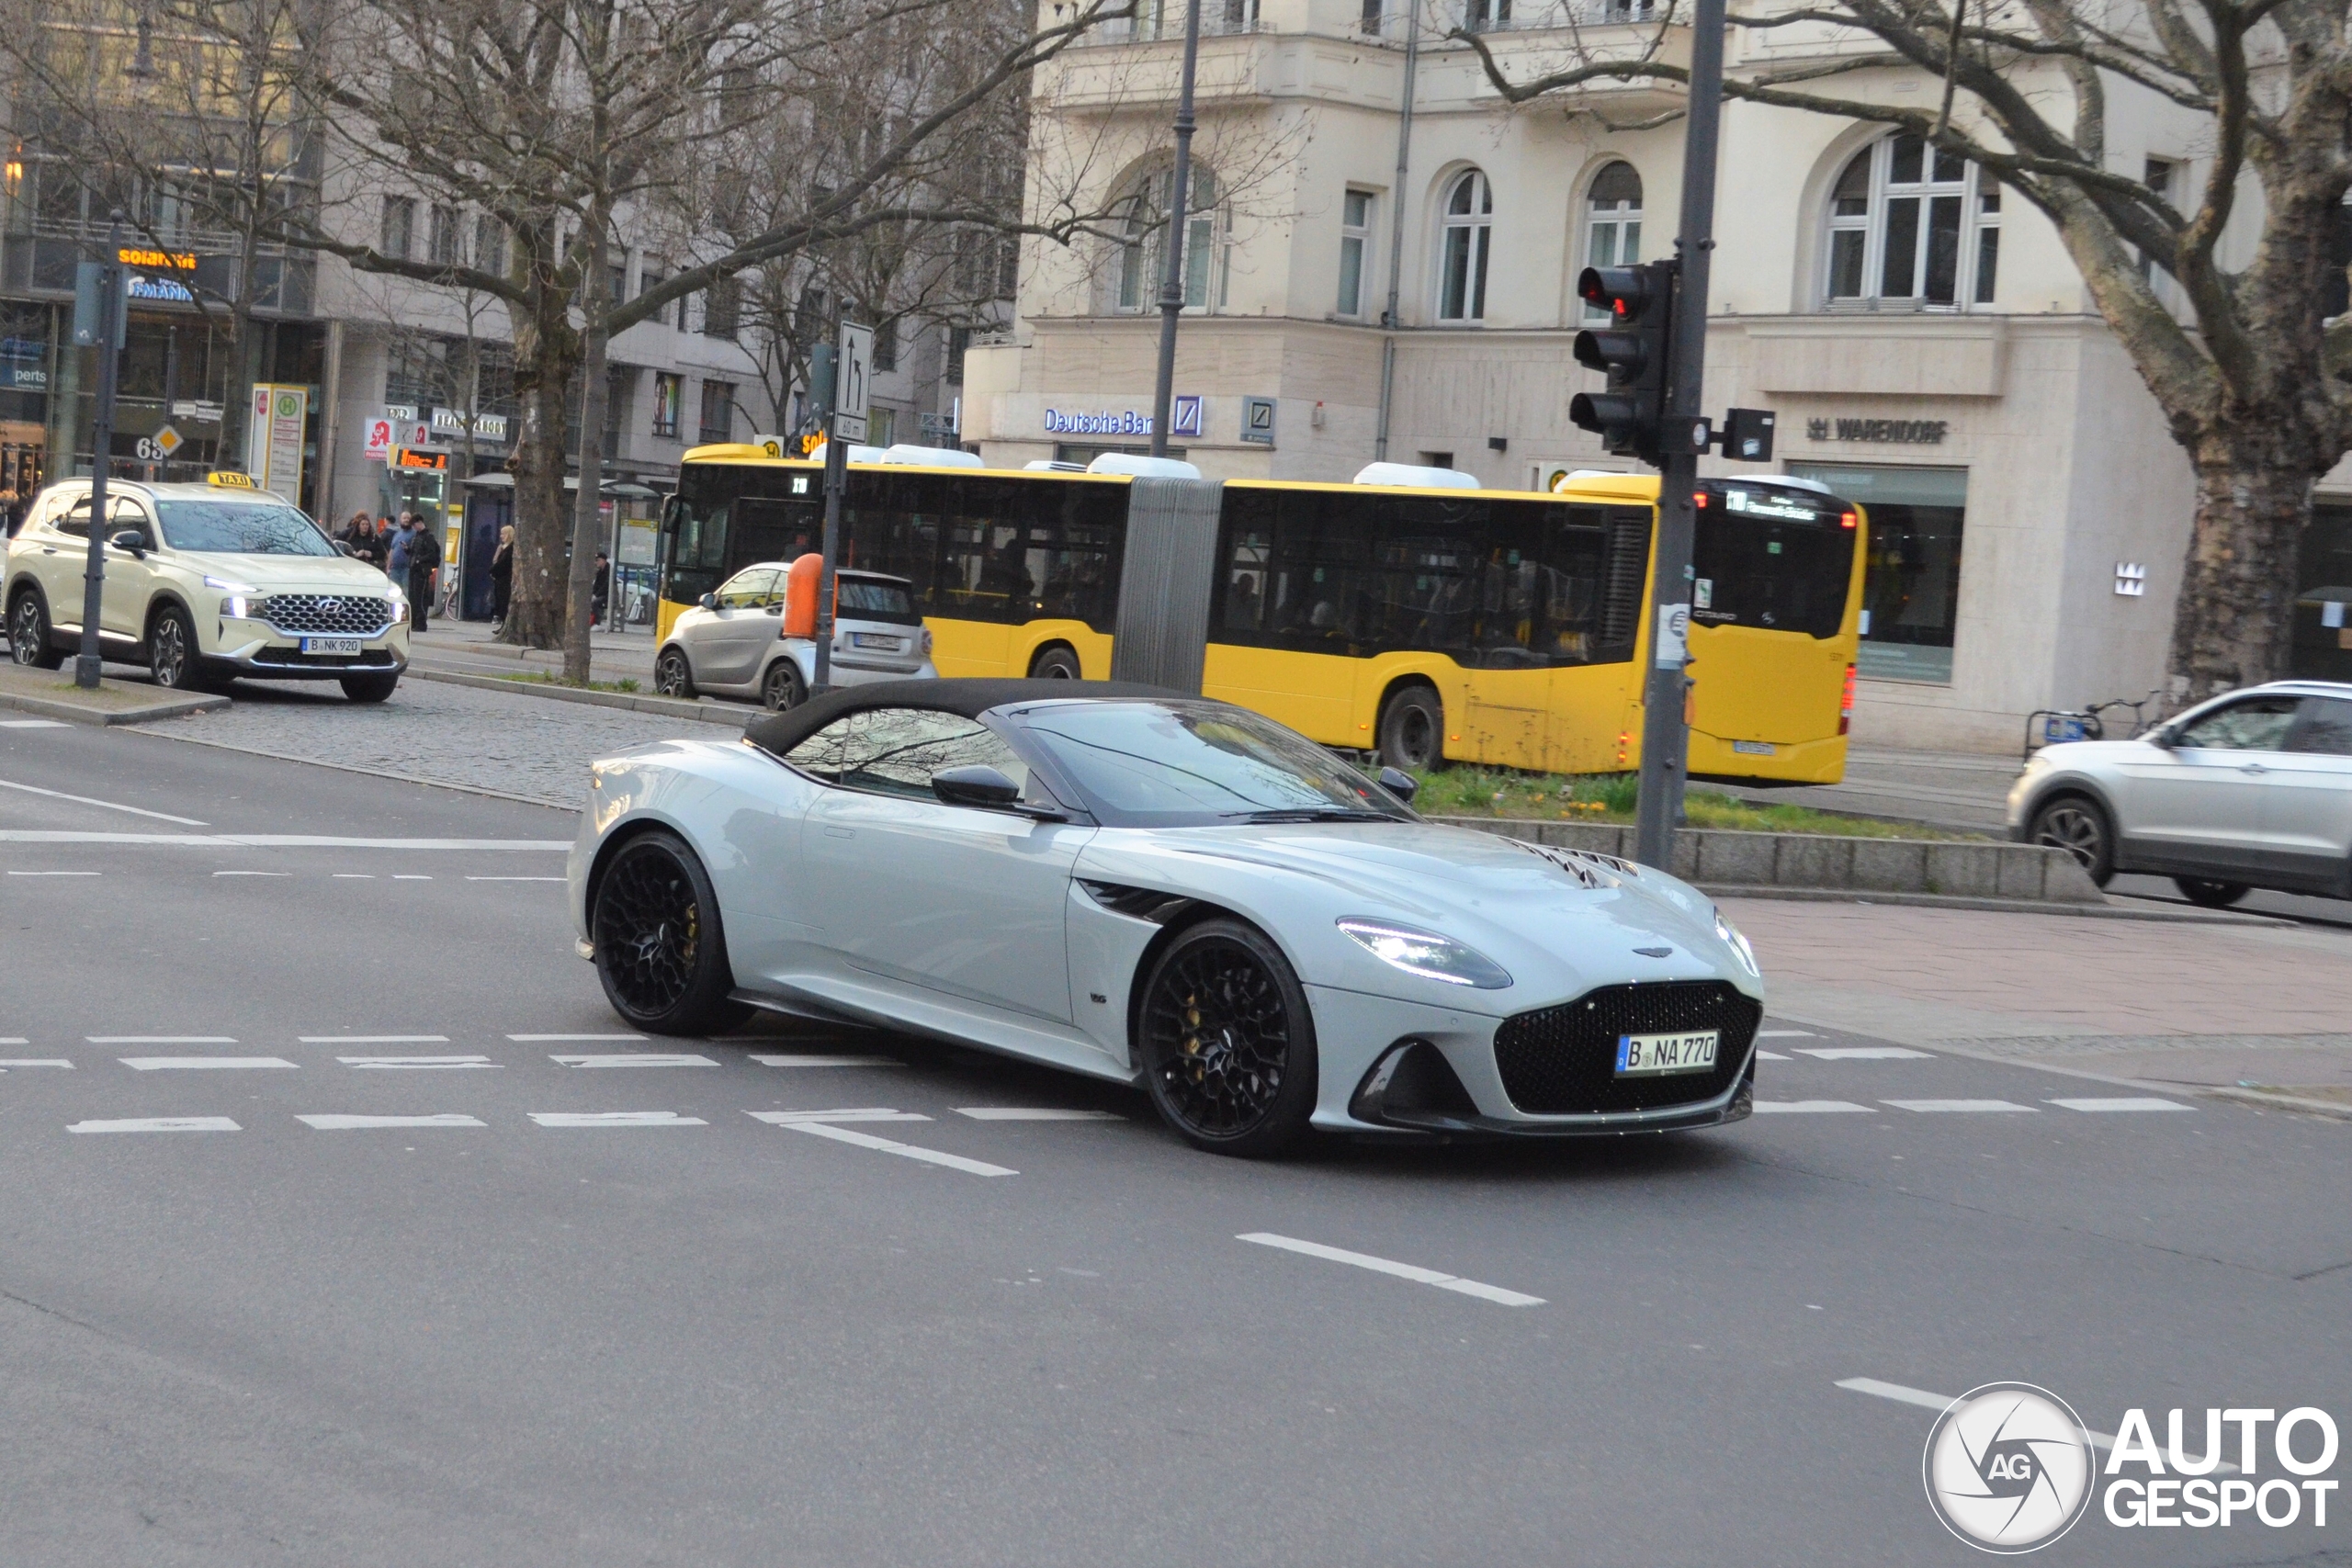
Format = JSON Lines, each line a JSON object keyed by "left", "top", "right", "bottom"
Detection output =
{"left": 1692, "top": 484, "right": 1855, "bottom": 638}
{"left": 734, "top": 496, "right": 820, "bottom": 567}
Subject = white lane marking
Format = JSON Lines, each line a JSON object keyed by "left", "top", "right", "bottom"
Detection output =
{"left": 0, "top": 832, "right": 568, "bottom": 848}
{"left": 392, "top": 874, "right": 431, "bottom": 880}
{"left": 1834, "top": 1379, "right": 2237, "bottom": 1472}
{"left": 508, "top": 1032, "right": 646, "bottom": 1042}
{"left": 1758, "top": 1030, "right": 1815, "bottom": 1038}
{"left": 89, "top": 1035, "right": 236, "bottom": 1044}
{"left": 1883, "top": 1099, "right": 2036, "bottom": 1113}
{"left": 1756, "top": 1050, "right": 1792, "bottom": 1061}
{"left": 750, "top": 1054, "right": 903, "bottom": 1068}
{"left": 1753, "top": 1100, "right": 1875, "bottom": 1113}
{"left": 298, "top": 1113, "right": 487, "bottom": 1131}
{"left": 1237, "top": 1233, "right": 1544, "bottom": 1307}
{"left": 466, "top": 875, "right": 565, "bottom": 882}
{"left": 0, "top": 1059, "right": 74, "bottom": 1068}
{"left": 0, "top": 1037, "right": 28, "bottom": 1044}
{"left": 527, "top": 1111, "right": 706, "bottom": 1128}
{"left": 747, "top": 1111, "right": 1016, "bottom": 1175}
{"left": 333, "top": 873, "right": 375, "bottom": 879}
{"left": 340, "top": 1055, "right": 499, "bottom": 1069}
{"left": 69, "top": 1116, "right": 241, "bottom": 1134}
{"left": 0, "top": 775, "right": 209, "bottom": 825}
{"left": 549, "top": 1053, "right": 718, "bottom": 1068}
{"left": 0, "top": 718, "right": 70, "bottom": 728}
{"left": 954, "top": 1108, "right": 1125, "bottom": 1122}
{"left": 1794, "top": 1046, "right": 1934, "bottom": 1060}
{"left": 2050, "top": 1097, "right": 2193, "bottom": 1112}
{"left": 8, "top": 870, "right": 100, "bottom": 876}
{"left": 120, "top": 1056, "right": 299, "bottom": 1071}
{"left": 214, "top": 870, "right": 290, "bottom": 877}
{"left": 300, "top": 1034, "right": 451, "bottom": 1044}
{"left": 751, "top": 1108, "right": 931, "bottom": 1123}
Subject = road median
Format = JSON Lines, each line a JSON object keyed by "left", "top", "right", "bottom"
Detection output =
{"left": 405, "top": 667, "right": 751, "bottom": 728}
{"left": 0, "top": 663, "right": 229, "bottom": 726}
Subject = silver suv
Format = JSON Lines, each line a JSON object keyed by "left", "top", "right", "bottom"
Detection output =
{"left": 654, "top": 562, "right": 934, "bottom": 710}
{"left": 2008, "top": 681, "right": 2352, "bottom": 907}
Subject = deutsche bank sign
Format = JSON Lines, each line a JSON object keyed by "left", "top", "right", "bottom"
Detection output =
{"left": 1045, "top": 408, "right": 1154, "bottom": 436}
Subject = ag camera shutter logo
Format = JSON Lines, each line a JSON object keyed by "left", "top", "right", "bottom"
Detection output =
{"left": 1923, "top": 1382, "right": 2096, "bottom": 1552}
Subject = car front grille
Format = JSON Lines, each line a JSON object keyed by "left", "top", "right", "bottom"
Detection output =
{"left": 1493, "top": 980, "right": 1761, "bottom": 1115}
{"left": 258, "top": 593, "right": 396, "bottom": 636}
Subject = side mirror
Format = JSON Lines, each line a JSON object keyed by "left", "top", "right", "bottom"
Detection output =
{"left": 2147, "top": 727, "right": 2177, "bottom": 750}
{"left": 1378, "top": 766, "right": 1419, "bottom": 805}
{"left": 108, "top": 528, "right": 147, "bottom": 559}
{"left": 933, "top": 764, "right": 1023, "bottom": 809}
{"left": 697, "top": 592, "right": 718, "bottom": 611}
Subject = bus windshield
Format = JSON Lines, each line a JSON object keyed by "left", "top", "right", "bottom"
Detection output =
{"left": 1690, "top": 482, "right": 1855, "bottom": 638}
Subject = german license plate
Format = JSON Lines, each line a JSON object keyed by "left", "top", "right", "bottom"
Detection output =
{"left": 1615, "top": 1030, "right": 1719, "bottom": 1077}
{"left": 1731, "top": 739, "right": 1776, "bottom": 756}
{"left": 301, "top": 637, "right": 363, "bottom": 656}
{"left": 850, "top": 632, "right": 899, "bottom": 650}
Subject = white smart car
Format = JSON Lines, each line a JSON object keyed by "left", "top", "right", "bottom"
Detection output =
{"left": 569, "top": 681, "right": 1767, "bottom": 1156}
{"left": 5, "top": 474, "right": 411, "bottom": 700}
{"left": 653, "top": 561, "right": 934, "bottom": 710}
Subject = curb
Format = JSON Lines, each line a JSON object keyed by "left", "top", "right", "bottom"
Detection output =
{"left": 1702, "top": 886, "right": 2285, "bottom": 925}
{"left": 2192, "top": 1085, "right": 2352, "bottom": 1122}
{"left": 0, "top": 682, "right": 230, "bottom": 727}
{"left": 406, "top": 667, "right": 750, "bottom": 728}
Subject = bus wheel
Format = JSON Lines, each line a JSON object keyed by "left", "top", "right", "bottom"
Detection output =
{"left": 1377, "top": 684, "right": 1443, "bottom": 772}
{"left": 1029, "top": 645, "right": 1081, "bottom": 680}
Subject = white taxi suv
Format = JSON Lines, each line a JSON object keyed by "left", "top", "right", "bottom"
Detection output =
{"left": 5, "top": 474, "right": 410, "bottom": 700}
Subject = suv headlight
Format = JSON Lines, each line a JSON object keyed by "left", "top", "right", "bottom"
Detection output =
{"left": 1713, "top": 907, "right": 1760, "bottom": 977}
{"left": 219, "top": 594, "right": 255, "bottom": 619}
{"left": 1337, "top": 919, "right": 1512, "bottom": 989}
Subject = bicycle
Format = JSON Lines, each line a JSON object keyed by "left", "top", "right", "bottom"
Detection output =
{"left": 2021, "top": 689, "right": 2164, "bottom": 761}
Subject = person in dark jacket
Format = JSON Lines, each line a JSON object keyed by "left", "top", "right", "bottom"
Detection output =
{"left": 591, "top": 551, "right": 610, "bottom": 628}
{"left": 489, "top": 524, "right": 514, "bottom": 630}
{"left": 406, "top": 517, "right": 441, "bottom": 632}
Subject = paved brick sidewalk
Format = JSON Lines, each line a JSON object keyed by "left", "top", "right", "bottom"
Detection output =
{"left": 1727, "top": 896, "right": 2352, "bottom": 1093}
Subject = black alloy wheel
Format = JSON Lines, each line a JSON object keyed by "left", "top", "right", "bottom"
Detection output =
{"left": 1030, "top": 645, "right": 1082, "bottom": 680}
{"left": 148, "top": 604, "right": 205, "bottom": 690}
{"left": 2030, "top": 795, "right": 2116, "bottom": 886}
{"left": 761, "top": 660, "right": 806, "bottom": 711}
{"left": 654, "top": 646, "right": 697, "bottom": 698}
{"left": 2175, "top": 876, "right": 2251, "bottom": 908}
{"left": 590, "top": 830, "right": 751, "bottom": 1036}
{"left": 7, "top": 591, "right": 62, "bottom": 670}
{"left": 1377, "top": 683, "right": 1443, "bottom": 773}
{"left": 1137, "top": 919, "right": 1317, "bottom": 1157}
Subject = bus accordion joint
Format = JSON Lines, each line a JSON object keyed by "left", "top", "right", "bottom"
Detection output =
{"left": 1840, "top": 663, "right": 1857, "bottom": 736}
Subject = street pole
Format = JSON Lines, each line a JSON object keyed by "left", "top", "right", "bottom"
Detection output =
{"left": 75, "top": 217, "right": 125, "bottom": 691}
{"left": 1148, "top": 0, "right": 1202, "bottom": 459}
{"left": 1631, "top": 0, "right": 1725, "bottom": 870}
{"left": 810, "top": 341, "right": 842, "bottom": 693}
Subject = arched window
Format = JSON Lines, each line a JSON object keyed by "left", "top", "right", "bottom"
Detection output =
{"left": 1115, "top": 165, "right": 1223, "bottom": 313}
{"left": 1581, "top": 162, "right": 1642, "bottom": 321}
{"left": 1437, "top": 169, "right": 1492, "bottom": 322}
{"left": 1823, "top": 132, "right": 2001, "bottom": 308}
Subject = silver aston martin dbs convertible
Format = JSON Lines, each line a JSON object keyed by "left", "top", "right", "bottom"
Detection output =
{"left": 567, "top": 679, "right": 1765, "bottom": 1156}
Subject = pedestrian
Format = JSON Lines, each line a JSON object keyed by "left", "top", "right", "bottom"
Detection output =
{"left": 386, "top": 513, "right": 413, "bottom": 582}
{"left": 373, "top": 514, "right": 397, "bottom": 569}
{"left": 489, "top": 524, "right": 514, "bottom": 631}
{"left": 591, "top": 551, "right": 610, "bottom": 629}
{"left": 407, "top": 516, "right": 442, "bottom": 633}
{"left": 339, "top": 511, "right": 373, "bottom": 560}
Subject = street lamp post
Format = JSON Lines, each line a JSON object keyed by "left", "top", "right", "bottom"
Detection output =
{"left": 1148, "top": 0, "right": 1203, "bottom": 459}
{"left": 75, "top": 218, "right": 127, "bottom": 691}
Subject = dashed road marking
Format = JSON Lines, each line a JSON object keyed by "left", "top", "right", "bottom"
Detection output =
{"left": 747, "top": 1110, "right": 1017, "bottom": 1175}
{"left": 1753, "top": 1100, "right": 1874, "bottom": 1113}
{"left": 550, "top": 1053, "right": 718, "bottom": 1068}
{"left": 1794, "top": 1046, "right": 1933, "bottom": 1061}
{"left": 527, "top": 1111, "right": 707, "bottom": 1128}
{"left": 750, "top": 1054, "right": 902, "bottom": 1068}
{"left": 88, "top": 1035, "right": 235, "bottom": 1044}
{"left": 120, "top": 1056, "right": 299, "bottom": 1071}
{"left": 1758, "top": 1030, "right": 1815, "bottom": 1038}
{"left": 297, "top": 1113, "right": 488, "bottom": 1131}
{"left": 954, "top": 1108, "right": 1124, "bottom": 1121}
{"left": 467, "top": 875, "right": 565, "bottom": 882}
{"left": 333, "top": 873, "right": 375, "bottom": 880}
{"left": 1237, "top": 1233, "right": 1544, "bottom": 1307}
{"left": 0, "top": 833, "right": 569, "bottom": 848}
{"left": 214, "top": 871, "right": 290, "bottom": 877}
{"left": 751, "top": 1108, "right": 930, "bottom": 1123}
{"left": 0, "top": 1058, "right": 73, "bottom": 1068}
{"left": 69, "top": 1116, "right": 241, "bottom": 1134}
{"left": 392, "top": 874, "right": 432, "bottom": 880}
{"left": 300, "top": 1034, "right": 452, "bottom": 1044}
{"left": 508, "top": 1032, "right": 646, "bottom": 1043}
{"left": 0, "top": 718, "right": 70, "bottom": 728}
{"left": 1756, "top": 1050, "right": 1792, "bottom": 1061}
{"left": 1835, "top": 1378, "right": 2234, "bottom": 1472}
{"left": 2048, "top": 1097, "right": 2192, "bottom": 1112}
{"left": 1883, "top": 1099, "right": 2036, "bottom": 1113}
{"left": 341, "top": 1055, "right": 499, "bottom": 1069}
{"left": 9, "top": 870, "right": 100, "bottom": 876}
{"left": 0, "top": 1037, "right": 28, "bottom": 1044}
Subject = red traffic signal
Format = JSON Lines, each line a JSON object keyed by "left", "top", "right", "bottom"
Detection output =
{"left": 1577, "top": 265, "right": 1667, "bottom": 322}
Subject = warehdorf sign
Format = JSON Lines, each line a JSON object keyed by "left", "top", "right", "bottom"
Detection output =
{"left": 1806, "top": 416, "right": 1949, "bottom": 445}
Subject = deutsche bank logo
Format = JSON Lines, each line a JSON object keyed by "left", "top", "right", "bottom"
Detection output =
{"left": 1924, "top": 1383, "right": 2096, "bottom": 1552}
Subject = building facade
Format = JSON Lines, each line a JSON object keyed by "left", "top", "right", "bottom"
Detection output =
{"left": 969, "top": 0, "right": 2352, "bottom": 751}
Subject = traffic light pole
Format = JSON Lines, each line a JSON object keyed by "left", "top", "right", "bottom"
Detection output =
{"left": 75, "top": 219, "right": 126, "bottom": 692}
{"left": 809, "top": 340, "right": 842, "bottom": 694}
{"left": 1632, "top": 0, "right": 1725, "bottom": 871}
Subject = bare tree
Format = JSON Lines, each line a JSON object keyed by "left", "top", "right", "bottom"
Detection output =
{"left": 1464, "top": 0, "right": 2352, "bottom": 702}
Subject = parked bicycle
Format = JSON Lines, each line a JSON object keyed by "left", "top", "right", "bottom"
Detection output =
{"left": 2020, "top": 689, "right": 2164, "bottom": 761}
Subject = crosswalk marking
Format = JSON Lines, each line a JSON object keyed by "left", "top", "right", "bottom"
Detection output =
{"left": 1794, "top": 1046, "right": 1934, "bottom": 1061}
{"left": 2047, "top": 1097, "right": 2192, "bottom": 1112}
{"left": 527, "top": 1111, "right": 707, "bottom": 1128}
{"left": 298, "top": 1113, "right": 488, "bottom": 1131}
{"left": 340, "top": 1055, "right": 499, "bottom": 1070}
{"left": 301, "top": 1034, "right": 451, "bottom": 1044}
{"left": 1754, "top": 1100, "right": 1874, "bottom": 1113}
{"left": 954, "top": 1108, "right": 1124, "bottom": 1122}
{"left": 120, "top": 1056, "right": 298, "bottom": 1071}
{"left": 1758, "top": 1030, "right": 1815, "bottom": 1038}
{"left": 1883, "top": 1099, "right": 2036, "bottom": 1113}
{"left": 69, "top": 1116, "right": 241, "bottom": 1134}
{"left": 1756, "top": 1050, "right": 1792, "bottom": 1061}
{"left": 747, "top": 1110, "right": 1016, "bottom": 1175}
{"left": 508, "top": 1032, "right": 645, "bottom": 1043}
{"left": 0, "top": 1058, "right": 73, "bottom": 1068}
{"left": 549, "top": 1053, "right": 718, "bottom": 1068}
{"left": 750, "top": 1054, "right": 903, "bottom": 1068}
{"left": 750, "top": 1108, "right": 931, "bottom": 1123}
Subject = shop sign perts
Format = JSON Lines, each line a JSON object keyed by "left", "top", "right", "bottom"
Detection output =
{"left": 1806, "top": 416, "right": 1949, "bottom": 445}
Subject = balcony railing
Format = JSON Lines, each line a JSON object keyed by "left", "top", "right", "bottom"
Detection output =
{"left": 1078, "top": 0, "right": 1265, "bottom": 44}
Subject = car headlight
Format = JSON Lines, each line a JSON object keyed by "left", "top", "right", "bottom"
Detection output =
{"left": 219, "top": 594, "right": 254, "bottom": 619}
{"left": 203, "top": 575, "right": 258, "bottom": 593}
{"left": 1337, "top": 919, "right": 1512, "bottom": 989}
{"left": 1713, "top": 907, "right": 1760, "bottom": 977}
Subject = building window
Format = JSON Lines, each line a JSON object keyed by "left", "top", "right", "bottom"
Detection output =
{"left": 702, "top": 278, "right": 741, "bottom": 340}
{"left": 946, "top": 325, "right": 970, "bottom": 383}
{"left": 874, "top": 317, "right": 899, "bottom": 372}
{"left": 2140, "top": 158, "right": 2177, "bottom": 289}
{"left": 1464, "top": 0, "right": 1510, "bottom": 30}
{"left": 427, "top": 205, "right": 458, "bottom": 265}
{"left": 1337, "top": 189, "right": 1374, "bottom": 317}
{"left": 651, "top": 373, "right": 682, "bottom": 438}
{"left": 380, "top": 197, "right": 415, "bottom": 261}
{"left": 474, "top": 215, "right": 507, "bottom": 280}
{"left": 1115, "top": 165, "right": 1221, "bottom": 313}
{"left": 866, "top": 406, "right": 896, "bottom": 446}
{"left": 1788, "top": 462, "right": 1969, "bottom": 683}
{"left": 1359, "top": 0, "right": 1384, "bottom": 30}
{"left": 605, "top": 252, "right": 629, "bottom": 310}
{"left": 638, "top": 264, "right": 668, "bottom": 327}
{"left": 1580, "top": 162, "right": 1642, "bottom": 321}
{"left": 699, "top": 379, "right": 734, "bottom": 444}
{"left": 1823, "top": 134, "right": 1999, "bottom": 309}
{"left": 1437, "top": 169, "right": 1491, "bottom": 322}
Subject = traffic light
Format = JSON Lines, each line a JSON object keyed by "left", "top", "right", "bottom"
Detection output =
{"left": 1570, "top": 260, "right": 1676, "bottom": 464}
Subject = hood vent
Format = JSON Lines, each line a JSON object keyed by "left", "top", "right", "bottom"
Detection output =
{"left": 1508, "top": 839, "right": 1637, "bottom": 889}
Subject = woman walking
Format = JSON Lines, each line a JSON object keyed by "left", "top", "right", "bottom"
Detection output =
{"left": 489, "top": 524, "right": 515, "bottom": 631}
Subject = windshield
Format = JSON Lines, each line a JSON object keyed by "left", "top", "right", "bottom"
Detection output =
{"left": 155, "top": 501, "right": 336, "bottom": 557}
{"left": 1690, "top": 483, "right": 1855, "bottom": 638}
{"left": 837, "top": 576, "right": 921, "bottom": 626}
{"left": 1014, "top": 700, "right": 1414, "bottom": 828}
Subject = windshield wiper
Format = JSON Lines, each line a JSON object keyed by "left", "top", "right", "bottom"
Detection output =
{"left": 1236, "top": 807, "right": 1396, "bottom": 824}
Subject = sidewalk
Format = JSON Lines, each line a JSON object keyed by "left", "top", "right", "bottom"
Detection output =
{"left": 404, "top": 618, "right": 660, "bottom": 687}
{"left": 1727, "top": 895, "right": 2352, "bottom": 1101}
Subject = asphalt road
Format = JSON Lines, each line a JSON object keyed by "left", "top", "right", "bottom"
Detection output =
{"left": 2, "top": 716, "right": 2346, "bottom": 1567}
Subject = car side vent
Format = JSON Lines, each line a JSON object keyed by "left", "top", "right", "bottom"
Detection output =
{"left": 1078, "top": 880, "right": 1196, "bottom": 924}
{"left": 1508, "top": 839, "right": 1637, "bottom": 888}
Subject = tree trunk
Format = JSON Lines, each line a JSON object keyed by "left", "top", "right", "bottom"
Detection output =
{"left": 2168, "top": 446, "right": 2312, "bottom": 704}
{"left": 502, "top": 292, "right": 579, "bottom": 649}
{"left": 564, "top": 220, "right": 610, "bottom": 684}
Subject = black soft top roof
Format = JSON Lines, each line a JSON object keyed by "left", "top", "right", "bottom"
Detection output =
{"left": 742, "top": 677, "right": 1188, "bottom": 761}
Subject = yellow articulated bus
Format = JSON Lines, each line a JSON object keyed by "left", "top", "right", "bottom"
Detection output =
{"left": 658, "top": 446, "right": 1865, "bottom": 783}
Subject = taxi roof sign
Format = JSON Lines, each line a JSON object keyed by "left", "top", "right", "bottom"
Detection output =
{"left": 207, "top": 470, "right": 257, "bottom": 489}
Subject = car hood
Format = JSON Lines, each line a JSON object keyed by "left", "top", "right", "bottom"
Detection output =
{"left": 166, "top": 552, "right": 400, "bottom": 592}
{"left": 2030, "top": 739, "right": 2160, "bottom": 770}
